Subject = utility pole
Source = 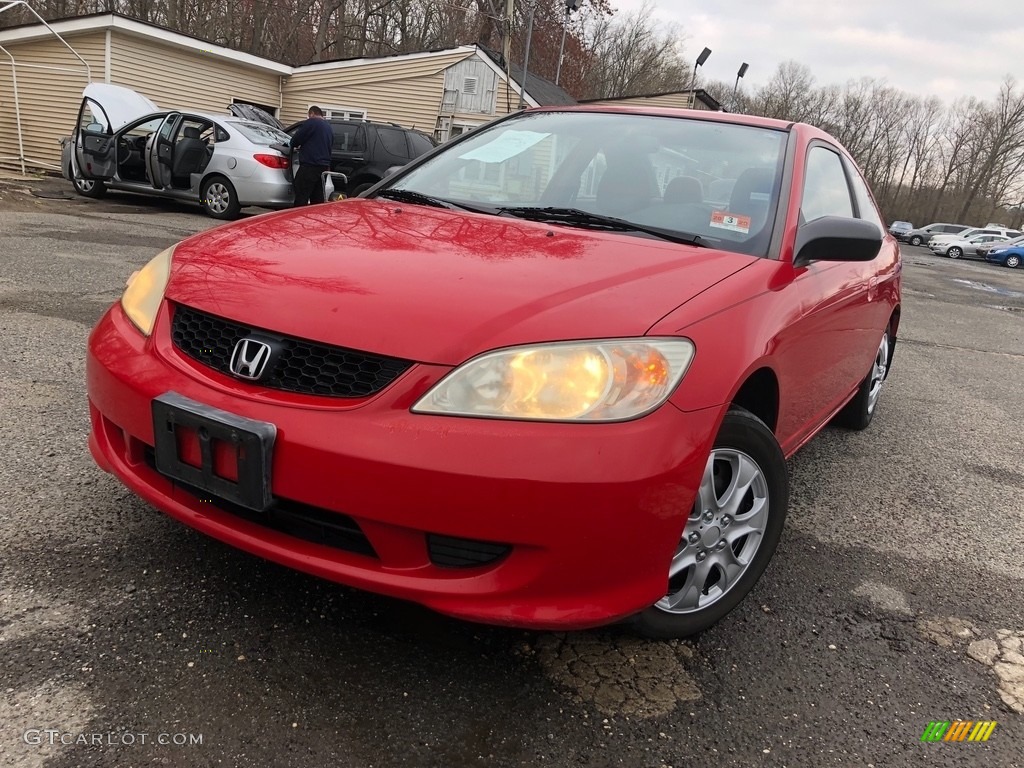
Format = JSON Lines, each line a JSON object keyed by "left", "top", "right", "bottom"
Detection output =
{"left": 556, "top": 0, "right": 581, "bottom": 86}
{"left": 517, "top": 3, "right": 535, "bottom": 109}
{"left": 502, "top": 0, "right": 514, "bottom": 67}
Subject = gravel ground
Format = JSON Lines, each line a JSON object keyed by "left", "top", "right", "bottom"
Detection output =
{"left": 1, "top": 179, "right": 1022, "bottom": 768}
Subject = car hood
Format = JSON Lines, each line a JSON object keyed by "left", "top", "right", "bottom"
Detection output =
{"left": 83, "top": 83, "right": 158, "bottom": 131}
{"left": 165, "top": 200, "right": 755, "bottom": 365}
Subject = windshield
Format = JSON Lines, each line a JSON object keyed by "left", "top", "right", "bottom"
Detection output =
{"left": 230, "top": 121, "right": 292, "bottom": 146}
{"left": 385, "top": 111, "right": 788, "bottom": 257}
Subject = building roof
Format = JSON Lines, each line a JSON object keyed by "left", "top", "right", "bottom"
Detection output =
{"left": 478, "top": 47, "right": 577, "bottom": 107}
{"left": 0, "top": 12, "right": 293, "bottom": 74}
{"left": 579, "top": 89, "right": 723, "bottom": 111}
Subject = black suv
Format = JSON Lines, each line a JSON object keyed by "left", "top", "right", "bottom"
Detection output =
{"left": 284, "top": 119, "right": 436, "bottom": 197}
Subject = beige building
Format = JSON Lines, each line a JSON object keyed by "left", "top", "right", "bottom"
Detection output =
{"left": 0, "top": 12, "right": 575, "bottom": 172}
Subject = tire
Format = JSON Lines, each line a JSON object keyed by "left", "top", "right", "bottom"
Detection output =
{"left": 351, "top": 182, "right": 376, "bottom": 197}
{"left": 69, "top": 165, "right": 107, "bottom": 198}
{"left": 909, "top": 235, "right": 923, "bottom": 246}
{"left": 631, "top": 407, "right": 788, "bottom": 639}
{"left": 200, "top": 176, "right": 241, "bottom": 220}
{"left": 1005, "top": 254, "right": 1021, "bottom": 269}
{"left": 834, "top": 329, "right": 891, "bottom": 430}
{"left": 947, "top": 246, "right": 963, "bottom": 259}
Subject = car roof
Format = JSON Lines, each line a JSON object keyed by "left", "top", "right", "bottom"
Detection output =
{"left": 526, "top": 104, "right": 796, "bottom": 132}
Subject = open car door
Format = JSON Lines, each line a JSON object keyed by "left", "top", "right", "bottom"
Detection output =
{"left": 74, "top": 97, "right": 116, "bottom": 180}
{"left": 146, "top": 113, "right": 181, "bottom": 190}
{"left": 228, "top": 102, "right": 286, "bottom": 131}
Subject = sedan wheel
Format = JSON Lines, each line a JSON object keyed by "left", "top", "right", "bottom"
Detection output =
{"left": 910, "top": 235, "right": 923, "bottom": 246}
{"left": 947, "top": 246, "right": 963, "bottom": 259}
{"left": 201, "top": 177, "right": 241, "bottom": 220}
{"left": 1006, "top": 254, "right": 1021, "bottom": 268}
{"left": 834, "top": 329, "right": 891, "bottom": 430}
{"left": 632, "top": 408, "right": 788, "bottom": 639}
{"left": 70, "top": 166, "right": 107, "bottom": 198}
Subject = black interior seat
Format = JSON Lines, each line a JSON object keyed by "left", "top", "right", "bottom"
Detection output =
{"left": 663, "top": 176, "right": 704, "bottom": 204}
{"left": 172, "top": 127, "right": 208, "bottom": 184}
{"left": 595, "top": 145, "right": 658, "bottom": 216}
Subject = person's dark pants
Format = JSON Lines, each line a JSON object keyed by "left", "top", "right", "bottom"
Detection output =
{"left": 293, "top": 164, "right": 329, "bottom": 206}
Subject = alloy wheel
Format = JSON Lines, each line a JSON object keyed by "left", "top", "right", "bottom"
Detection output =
{"left": 867, "top": 332, "right": 889, "bottom": 414}
{"left": 1006, "top": 255, "right": 1021, "bottom": 268}
{"left": 656, "top": 449, "right": 769, "bottom": 614}
{"left": 948, "top": 247, "right": 963, "bottom": 259}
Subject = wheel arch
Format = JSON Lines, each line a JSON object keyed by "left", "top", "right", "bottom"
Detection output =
{"left": 728, "top": 366, "right": 780, "bottom": 435}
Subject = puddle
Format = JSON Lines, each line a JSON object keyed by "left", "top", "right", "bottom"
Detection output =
{"left": 951, "top": 279, "right": 1024, "bottom": 299}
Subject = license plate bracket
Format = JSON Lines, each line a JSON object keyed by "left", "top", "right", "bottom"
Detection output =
{"left": 152, "top": 392, "right": 276, "bottom": 512}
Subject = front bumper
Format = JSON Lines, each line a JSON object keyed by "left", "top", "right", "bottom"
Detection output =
{"left": 87, "top": 303, "right": 723, "bottom": 629}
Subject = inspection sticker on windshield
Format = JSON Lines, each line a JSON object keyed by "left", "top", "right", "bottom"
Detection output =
{"left": 459, "top": 130, "right": 550, "bottom": 163}
{"left": 710, "top": 211, "right": 751, "bottom": 234}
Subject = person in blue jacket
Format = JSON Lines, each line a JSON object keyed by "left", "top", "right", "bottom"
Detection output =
{"left": 290, "top": 106, "right": 334, "bottom": 206}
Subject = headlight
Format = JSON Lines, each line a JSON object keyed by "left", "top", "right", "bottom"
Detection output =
{"left": 412, "top": 338, "right": 695, "bottom": 422}
{"left": 121, "top": 246, "right": 173, "bottom": 335}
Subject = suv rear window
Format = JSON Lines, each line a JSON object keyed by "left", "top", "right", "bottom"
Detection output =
{"left": 377, "top": 127, "right": 411, "bottom": 158}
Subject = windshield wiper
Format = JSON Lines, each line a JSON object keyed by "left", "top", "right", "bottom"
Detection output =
{"left": 375, "top": 188, "right": 492, "bottom": 214}
{"left": 497, "top": 206, "right": 708, "bottom": 247}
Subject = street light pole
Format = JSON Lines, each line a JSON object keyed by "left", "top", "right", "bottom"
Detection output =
{"left": 689, "top": 46, "right": 712, "bottom": 109}
{"left": 733, "top": 62, "right": 749, "bottom": 109}
{"left": 555, "top": 0, "right": 581, "bottom": 86}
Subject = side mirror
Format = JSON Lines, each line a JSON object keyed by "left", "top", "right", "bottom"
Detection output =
{"left": 86, "top": 122, "right": 105, "bottom": 133}
{"left": 793, "top": 216, "right": 882, "bottom": 267}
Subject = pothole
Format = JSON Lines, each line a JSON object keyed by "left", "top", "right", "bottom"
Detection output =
{"left": 968, "top": 631, "right": 1024, "bottom": 714}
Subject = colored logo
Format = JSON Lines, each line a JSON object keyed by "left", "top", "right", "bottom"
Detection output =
{"left": 920, "top": 721, "right": 997, "bottom": 742}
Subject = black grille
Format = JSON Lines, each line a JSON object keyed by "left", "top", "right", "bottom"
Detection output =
{"left": 171, "top": 304, "right": 412, "bottom": 398}
{"left": 427, "top": 534, "right": 511, "bottom": 569}
{"left": 144, "top": 449, "right": 377, "bottom": 558}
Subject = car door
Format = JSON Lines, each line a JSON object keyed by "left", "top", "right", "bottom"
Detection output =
{"left": 74, "top": 97, "right": 117, "bottom": 180}
{"left": 782, "top": 144, "right": 881, "bottom": 436}
{"left": 146, "top": 113, "right": 181, "bottom": 190}
{"left": 327, "top": 122, "right": 368, "bottom": 180}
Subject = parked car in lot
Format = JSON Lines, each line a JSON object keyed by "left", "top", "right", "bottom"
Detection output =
{"left": 929, "top": 232, "right": 1012, "bottom": 259}
{"left": 62, "top": 84, "right": 294, "bottom": 219}
{"left": 985, "top": 243, "right": 1024, "bottom": 268}
{"left": 977, "top": 233, "right": 1024, "bottom": 260}
{"left": 900, "top": 222, "right": 971, "bottom": 246}
{"left": 284, "top": 118, "right": 436, "bottom": 197}
{"left": 888, "top": 220, "right": 914, "bottom": 237}
{"left": 86, "top": 106, "right": 900, "bottom": 638}
{"left": 929, "top": 226, "right": 1021, "bottom": 251}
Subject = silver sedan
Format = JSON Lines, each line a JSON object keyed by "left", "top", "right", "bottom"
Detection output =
{"left": 61, "top": 84, "right": 293, "bottom": 218}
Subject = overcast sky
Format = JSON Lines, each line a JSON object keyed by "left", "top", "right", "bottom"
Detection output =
{"left": 609, "top": 0, "right": 1022, "bottom": 103}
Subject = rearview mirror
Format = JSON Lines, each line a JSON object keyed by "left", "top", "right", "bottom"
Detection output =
{"left": 793, "top": 216, "right": 882, "bottom": 267}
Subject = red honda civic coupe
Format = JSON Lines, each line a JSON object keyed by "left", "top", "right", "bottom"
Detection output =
{"left": 87, "top": 107, "right": 900, "bottom": 638}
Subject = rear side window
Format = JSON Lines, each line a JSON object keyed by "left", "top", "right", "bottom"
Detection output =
{"left": 801, "top": 146, "right": 854, "bottom": 222}
{"left": 331, "top": 123, "right": 365, "bottom": 152}
{"left": 408, "top": 132, "right": 435, "bottom": 156}
{"left": 377, "top": 127, "right": 411, "bottom": 158}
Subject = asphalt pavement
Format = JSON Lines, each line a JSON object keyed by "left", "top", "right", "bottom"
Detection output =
{"left": 1, "top": 178, "right": 1022, "bottom": 768}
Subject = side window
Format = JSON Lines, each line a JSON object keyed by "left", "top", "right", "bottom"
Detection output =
{"left": 123, "top": 117, "right": 163, "bottom": 139}
{"left": 331, "top": 123, "right": 361, "bottom": 153}
{"left": 79, "top": 100, "right": 110, "bottom": 133}
{"left": 801, "top": 146, "right": 853, "bottom": 222}
{"left": 846, "top": 162, "right": 883, "bottom": 229}
{"left": 377, "top": 127, "right": 411, "bottom": 158}
{"left": 177, "top": 118, "right": 211, "bottom": 145}
{"left": 408, "top": 132, "right": 434, "bottom": 156}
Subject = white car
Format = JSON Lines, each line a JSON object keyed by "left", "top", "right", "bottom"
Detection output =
{"left": 929, "top": 226, "right": 1020, "bottom": 250}
{"left": 61, "top": 83, "right": 295, "bottom": 218}
{"left": 929, "top": 233, "right": 1011, "bottom": 259}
